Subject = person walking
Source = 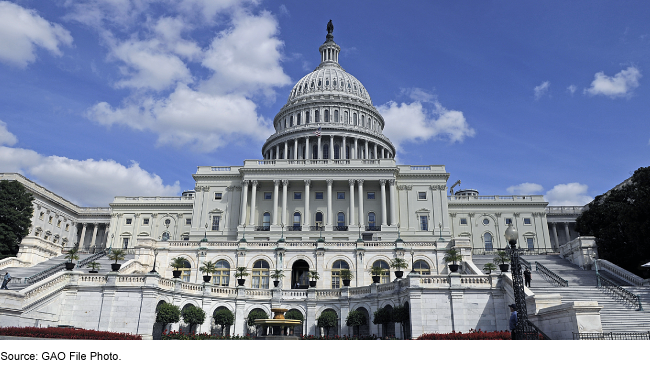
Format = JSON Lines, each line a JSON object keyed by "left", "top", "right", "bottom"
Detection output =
{"left": 524, "top": 268, "right": 532, "bottom": 288}
{"left": 1, "top": 271, "right": 11, "bottom": 290}
{"left": 508, "top": 304, "right": 518, "bottom": 340}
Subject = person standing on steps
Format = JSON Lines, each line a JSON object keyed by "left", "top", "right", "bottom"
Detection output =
{"left": 1, "top": 271, "right": 11, "bottom": 290}
{"left": 508, "top": 304, "right": 518, "bottom": 340}
{"left": 524, "top": 268, "right": 532, "bottom": 288}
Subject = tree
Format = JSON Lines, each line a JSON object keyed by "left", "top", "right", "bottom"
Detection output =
{"left": 181, "top": 305, "right": 206, "bottom": 333}
{"left": 212, "top": 308, "right": 234, "bottom": 336}
{"left": 317, "top": 310, "right": 338, "bottom": 337}
{"left": 391, "top": 305, "right": 410, "bottom": 339}
{"left": 285, "top": 309, "right": 304, "bottom": 321}
{"left": 155, "top": 302, "right": 180, "bottom": 332}
{"left": 575, "top": 166, "right": 650, "bottom": 277}
{"left": 246, "top": 308, "right": 268, "bottom": 335}
{"left": 345, "top": 310, "right": 367, "bottom": 336}
{"left": 373, "top": 307, "right": 392, "bottom": 337}
{"left": 0, "top": 180, "right": 34, "bottom": 259}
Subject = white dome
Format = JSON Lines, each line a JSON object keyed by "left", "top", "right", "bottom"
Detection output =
{"left": 287, "top": 63, "right": 373, "bottom": 104}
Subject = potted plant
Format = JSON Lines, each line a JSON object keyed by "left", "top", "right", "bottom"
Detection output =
{"left": 493, "top": 251, "right": 511, "bottom": 272}
{"left": 64, "top": 248, "right": 79, "bottom": 270}
{"left": 87, "top": 261, "right": 101, "bottom": 273}
{"left": 270, "top": 269, "right": 285, "bottom": 287}
{"left": 108, "top": 249, "right": 126, "bottom": 271}
{"left": 200, "top": 260, "right": 216, "bottom": 283}
{"left": 309, "top": 270, "right": 320, "bottom": 287}
{"left": 483, "top": 262, "right": 497, "bottom": 274}
{"left": 235, "top": 267, "right": 248, "bottom": 286}
{"left": 370, "top": 266, "right": 385, "bottom": 283}
{"left": 390, "top": 258, "right": 409, "bottom": 278}
{"left": 443, "top": 248, "right": 463, "bottom": 273}
{"left": 340, "top": 269, "right": 353, "bottom": 286}
{"left": 170, "top": 257, "right": 187, "bottom": 278}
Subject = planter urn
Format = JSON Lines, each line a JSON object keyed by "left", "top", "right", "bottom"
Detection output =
{"left": 111, "top": 263, "right": 122, "bottom": 272}
{"left": 65, "top": 262, "right": 75, "bottom": 271}
{"left": 237, "top": 278, "right": 246, "bottom": 286}
{"left": 499, "top": 264, "right": 510, "bottom": 273}
{"left": 88, "top": 270, "right": 98, "bottom": 274}
{"left": 395, "top": 270, "right": 404, "bottom": 278}
{"left": 371, "top": 275, "right": 381, "bottom": 283}
{"left": 448, "top": 264, "right": 459, "bottom": 273}
{"left": 342, "top": 279, "right": 351, "bottom": 287}
{"left": 203, "top": 275, "right": 212, "bottom": 283}
{"left": 309, "top": 280, "right": 317, "bottom": 288}
{"left": 273, "top": 280, "right": 280, "bottom": 288}
{"left": 172, "top": 270, "right": 182, "bottom": 278}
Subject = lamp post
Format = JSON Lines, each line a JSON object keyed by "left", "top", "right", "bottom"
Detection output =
{"left": 201, "top": 223, "right": 208, "bottom": 243}
{"left": 395, "top": 223, "right": 403, "bottom": 243}
{"left": 240, "top": 224, "right": 247, "bottom": 243}
{"left": 410, "top": 248, "right": 415, "bottom": 274}
{"left": 357, "top": 225, "right": 363, "bottom": 243}
{"left": 149, "top": 248, "right": 159, "bottom": 274}
{"left": 505, "top": 223, "right": 531, "bottom": 340}
{"left": 278, "top": 223, "right": 285, "bottom": 243}
{"left": 438, "top": 222, "right": 445, "bottom": 243}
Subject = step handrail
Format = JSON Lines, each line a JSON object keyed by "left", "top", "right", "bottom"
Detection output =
{"left": 78, "top": 249, "right": 108, "bottom": 268}
{"left": 597, "top": 272, "right": 643, "bottom": 311}
{"left": 535, "top": 261, "right": 569, "bottom": 287}
{"left": 24, "top": 249, "right": 107, "bottom": 284}
{"left": 520, "top": 257, "right": 531, "bottom": 270}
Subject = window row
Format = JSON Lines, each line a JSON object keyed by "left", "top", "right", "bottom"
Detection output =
{"left": 482, "top": 232, "right": 536, "bottom": 251}
{"left": 123, "top": 217, "right": 192, "bottom": 226}
{"left": 37, "top": 212, "right": 71, "bottom": 231}
{"left": 254, "top": 211, "right": 378, "bottom": 228}
{"left": 269, "top": 143, "right": 385, "bottom": 160}
{"left": 279, "top": 109, "right": 380, "bottom": 132}
{"left": 458, "top": 217, "right": 533, "bottom": 225}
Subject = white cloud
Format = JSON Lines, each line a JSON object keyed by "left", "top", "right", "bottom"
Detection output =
{"left": 534, "top": 81, "right": 550, "bottom": 100}
{"left": 401, "top": 87, "right": 435, "bottom": 102}
{"left": 0, "top": 120, "right": 18, "bottom": 146}
{"left": 584, "top": 66, "right": 641, "bottom": 98}
{"left": 544, "top": 183, "right": 593, "bottom": 206}
{"left": 0, "top": 1, "right": 73, "bottom": 67}
{"left": 379, "top": 99, "right": 475, "bottom": 150}
{"left": 506, "top": 183, "right": 544, "bottom": 195}
{"left": 87, "top": 84, "right": 273, "bottom": 152}
{"left": 0, "top": 125, "right": 179, "bottom": 206}
{"left": 567, "top": 85, "right": 577, "bottom": 95}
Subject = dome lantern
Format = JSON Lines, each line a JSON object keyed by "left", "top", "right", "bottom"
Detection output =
{"left": 319, "top": 20, "right": 341, "bottom": 65}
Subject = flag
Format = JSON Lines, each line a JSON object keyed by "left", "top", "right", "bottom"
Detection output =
{"left": 314, "top": 127, "right": 321, "bottom": 137}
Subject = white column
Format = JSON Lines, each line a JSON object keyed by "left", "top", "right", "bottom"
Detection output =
{"left": 305, "top": 136, "right": 310, "bottom": 159}
{"left": 330, "top": 136, "right": 334, "bottom": 160}
{"left": 357, "top": 179, "right": 364, "bottom": 227}
{"left": 349, "top": 179, "right": 356, "bottom": 226}
{"left": 282, "top": 180, "right": 289, "bottom": 225}
{"left": 240, "top": 180, "right": 249, "bottom": 225}
{"left": 389, "top": 179, "right": 397, "bottom": 226}
{"left": 373, "top": 144, "right": 377, "bottom": 160}
{"left": 90, "top": 223, "right": 99, "bottom": 249}
{"left": 382, "top": 148, "right": 385, "bottom": 158}
{"left": 564, "top": 223, "right": 571, "bottom": 243}
{"left": 326, "top": 179, "right": 333, "bottom": 226}
{"left": 365, "top": 140, "right": 369, "bottom": 160}
{"left": 317, "top": 136, "right": 322, "bottom": 159}
{"left": 249, "top": 180, "right": 258, "bottom": 226}
{"left": 294, "top": 139, "right": 299, "bottom": 160}
{"left": 551, "top": 223, "right": 559, "bottom": 249}
{"left": 79, "top": 223, "right": 87, "bottom": 247}
{"left": 275, "top": 144, "right": 279, "bottom": 160}
{"left": 284, "top": 141, "right": 288, "bottom": 159}
{"left": 304, "top": 180, "right": 311, "bottom": 227}
{"left": 342, "top": 136, "right": 347, "bottom": 159}
{"left": 380, "top": 179, "right": 387, "bottom": 226}
{"left": 273, "top": 180, "right": 280, "bottom": 225}
{"left": 354, "top": 138, "right": 358, "bottom": 159}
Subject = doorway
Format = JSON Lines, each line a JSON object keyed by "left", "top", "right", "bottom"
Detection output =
{"left": 292, "top": 260, "right": 310, "bottom": 289}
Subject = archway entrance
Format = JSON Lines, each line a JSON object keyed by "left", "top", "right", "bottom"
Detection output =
{"left": 292, "top": 260, "right": 310, "bottom": 289}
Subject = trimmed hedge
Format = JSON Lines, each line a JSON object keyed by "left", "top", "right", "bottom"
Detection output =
{"left": 162, "top": 330, "right": 251, "bottom": 340}
{"left": 300, "top": 334, "right": 395, "bottom": 340}
{"left": 0, "top": 327, "right": 142, "bottom": 340}
{"left": 417, "top": 329, "right": 510, "bottom": 340}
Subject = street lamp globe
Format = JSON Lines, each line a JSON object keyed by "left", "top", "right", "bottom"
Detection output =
{"left": 504, "top": 223, "right": 518, "bottom": 243}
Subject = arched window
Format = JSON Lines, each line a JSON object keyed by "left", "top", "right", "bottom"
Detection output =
{"left": 331, "top": 260, "right": 350, "bottom": 288}
{"left": 413, "top": 260, "right": 430, "bottom": 275}
{"left": 344, "top": 111, "right": 348, "bottom": 123}
{"left": 484, "top": 232, "right": 493, "bottom": 251}
{"left": 284, "top": 119, "right": 287, "bottom": 129}
{"left": 176, "top": 258, "right": 191, "bottom": 282}
{"left": 252, "top": 260, "right": 270, "bottom": 289}
{"left": 305, "top": 111, "right": 310, "bottom": 123}
{"left": 346, "top": 146, "right": 350, "bottom": 159}
{"left": 367, "top": 212, "right": 376, "bottom": 228}
{"left": 312, "top": 145, "right": 318, "bottom": 159}
{"left": 315, "top": 212, "right": 323, "bottom": 227}
{"left": 318, "top": 79, "right": 322, "bottom": 87}
{"left": 262, "top": 212, "right": 270, "bottom": 230}
{"left": 162, "top": 231, "right": 170, "bottom": 241}
{"left": 297, "top": 113, "right": 301, "bottom": 125}
{"left": 326, "top": 79, "right": 329, "bottom": 86}
{"left": 213, "top": 260, "right": 230, "bottom": 286}
{"left": 324, "top": 109, "right": 329, "bottom": 123}
{"left": 334, "top": 144, "right": 340, "bottom": 159}
{"left": 293, "top": 212, "right": 301, "bottom": 228}
{"left": 333, "top": 79, "right": 337, "bottom": 87}
{"left": 315, "top": 110, "right": 320, "bottom": 123}
{"left": 337, "top": 212, "right": 345, "bottom": 227}
{"left": 323, "top": 144, "right": 329, "bottom": 159}
{"left": 362, "top": 115, "right": 365, "bottom": 126}
{"left": 353, "top": 113, "right": 357, "bottom": 125}
{"left": 334, "top": 110, "right": 339, "bottom": 123}
{"left": 310, "top": 81, "right": 314, "bottom": 88}
{"left": 373, "top": 260, "right": 390, "bottom": 284}
{"left": 290, "top": 116, "right": 293, "bottom": 127}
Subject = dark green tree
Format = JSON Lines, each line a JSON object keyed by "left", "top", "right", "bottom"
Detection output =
{"left": 317, "top": 310, "right": 338, "bottom": 337}
{"left": 373, "top": 307, "right": 392, "bottom": 337}
{"left": 575, "top": 166, "right": 650, "bottom": 277}
{"left": 181, "top": 305, "right": 206, "bottom": 333}
{"left": 155, "top": 302, "right": 181, "bottom": 331}
{"left": 0, "top": 180, "right": 34, "bottom": 259}
{"left": 345, "top": 310, "right": 367, "bottom": 336}
{"left": 285, "top": 309, "right": 304, "bottom": 321}
{"left": 391, "top": 305, "right": 410, "bottom": 339}
{"left": 246, "top": 308, "right": 268, "bottom": 335}
{"left": 212, "top": 308, "right": 234, "bottom": 336}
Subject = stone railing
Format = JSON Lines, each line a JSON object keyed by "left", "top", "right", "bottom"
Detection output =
{"left": 245, "top": 289, "right": 272, "bottom": 297}
{"left": 246, "top": 242, "right": 278, "bottom": 248}
{"left": 23, "top": 272, "right": 71, "bottom": 307}
{"left": 181, "top": 282, "right": 203, "bottom": 292}
{"left": 597, "top": 259, "right": 649, "bottom": 286}
{"left": 459, "top": 276, "right": 491, "bottom": 287}
{"left": 205, "top": 242, "right": 239, "bottom": 247}
{"left": 545, "top": 206, "right": 585, "bottom": 215}
{"left": 285, "top": 242, "right": 317, "bottom": 247}
{"left": 117, "top": 275, "right": 147, "bottom": 285}
{"left": 559, "top": 236, "right": 597, "bottom": 269}
{"left": 79, "top": 275, "right": 108, "bottom": 284}
{"left": 448, "top": 195, "right": 544, "bottom": 202}
{"left": 377, "top": 282, "right": 396, "bottom": 293}
{"left": 0, "top": 257, "right": 30, "bottom": 270}
{"left": 211, "top": 287, "right": 237, "bottom": 296}
{"left": 118, "top": 260, "right": 147, "bottom": 274}
{"left": 283, "top": 290, "right": 308, "bottom": 298}
{"left": 404, "top": 242, "right": 437, "bottom": 247}
{"left": 324, "top": 242, "right": 357, "bottom": 247}
{"left": 113, "top": 196, "right": 194, "bottom": 202}
{"left": 168, "top": 241, "right": 200, "bottom": 247}
{"left": 362, "top": 242, "right": 395, "bottom": 247}
{"left": 418, "top": 276, "right": 450, "bottom": 287}
{"left": 158, "top": 278, "right": 175, "bottom": 288}
{"left": 349, "top": 287, "right": 371, "bottom": 296}
{"left": 316, "top": 289, "right": 341, "bottom": 298}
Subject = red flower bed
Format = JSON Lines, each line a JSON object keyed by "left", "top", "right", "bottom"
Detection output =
{"left": 417, "top": 329, "right": 511, "bottom": 340}
{"left": 162, "top": 330, "right": 251, "bottom": 340}
{"left": 0, "top": 327, "right": 142, "bottom": 340}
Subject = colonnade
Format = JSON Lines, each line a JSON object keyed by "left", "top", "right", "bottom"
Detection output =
{"left": 76, "top": 222, "right": 110, "bottom": 250}
{"left": 549, "top": 222, "right": 574, "bottom": 248}
{"left": 239, "top": 179, "right": 398, "bottom": 229}
{"left": 265, "top": 135, "right": 392, "bottom": 160}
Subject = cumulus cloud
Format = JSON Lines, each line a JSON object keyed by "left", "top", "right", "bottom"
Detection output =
{"left": 544, "top": 183, "right": 593, "bottom": 206}
{"left": 506, "top": 183, "right": 544, "bottom": 195}
{"left": 0, "top": 120, "right": 18, "bottom": 146}
{"left": 0, "top": 1, "right": 73, "bottom": 67}
{"left": 534, "top": 81, "right": 550, "bottom": 100}
{"left": 584, "top": 66, "right": 641, "bottom": 98}
{"left": 567, "top": 85, "right": 577, "bottom": 95}
{"left": 379, "top": 91, "right": 475, "bottom": 150}
{"left": 0, "top": 125, "right": 179, "bottom": 206}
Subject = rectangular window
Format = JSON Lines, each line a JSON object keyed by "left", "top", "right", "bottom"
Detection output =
{"left": 212, "top": 216, "right": 220, "bottom": 231}
{"left": 122, "top": 237, "right": 129, "bottom": 248}
{"left": 125, "top": 218, "right": 132, "bottom": 225}
{"left": 418, "top": 192, "right": 427, "bottom": 200}
{"left": 294, "top": 192, "right": 302, "bottom": 200}
{"left": 460, "top": 218, "right": 468, "bottom": 225}
{"left": 337, "top": 192, "right": 345, "bottom": 199}
{"left": 65, "top": 224, "right": 69, "bottom": 231}
{"left": 505, "top": 218, "right": 512, "bottom": 225}
{"left": 264, "top": 192, "right": 272, "bottom": 200}
{"left": 185, "top": 218, "right": 192, "bottom": 225}
{"left": 367, "top": 192, "right": 375, "bottom": 199}
{"left": 57, "top": 220, "right": 61, "bottom": 227}
{"left": 420, "top": 216, "right": 428, "bottom": 231}
{"left": 48, "top": 216, "right": 53, "bottom": 223}
{"left": 315, "top": 192, "right": 323, "bottom": 200}
{"left": 143, "top": 218, "right": 149, "bottom": 225}
{"left": 526, "top": 237, "right": 535, "bottom": 250}
{"left": 183, "top": 236, "right": 190, "bottom": 241}
{"left": 524, "top": 218, "right": 532, "bottom": 225}
{"left": 214, "top": 192, "right": 222, "bottom": 200}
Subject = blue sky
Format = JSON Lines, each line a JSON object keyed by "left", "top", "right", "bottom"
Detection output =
{"left": 0, "top": 0, "right": 649, "bottom": 207}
